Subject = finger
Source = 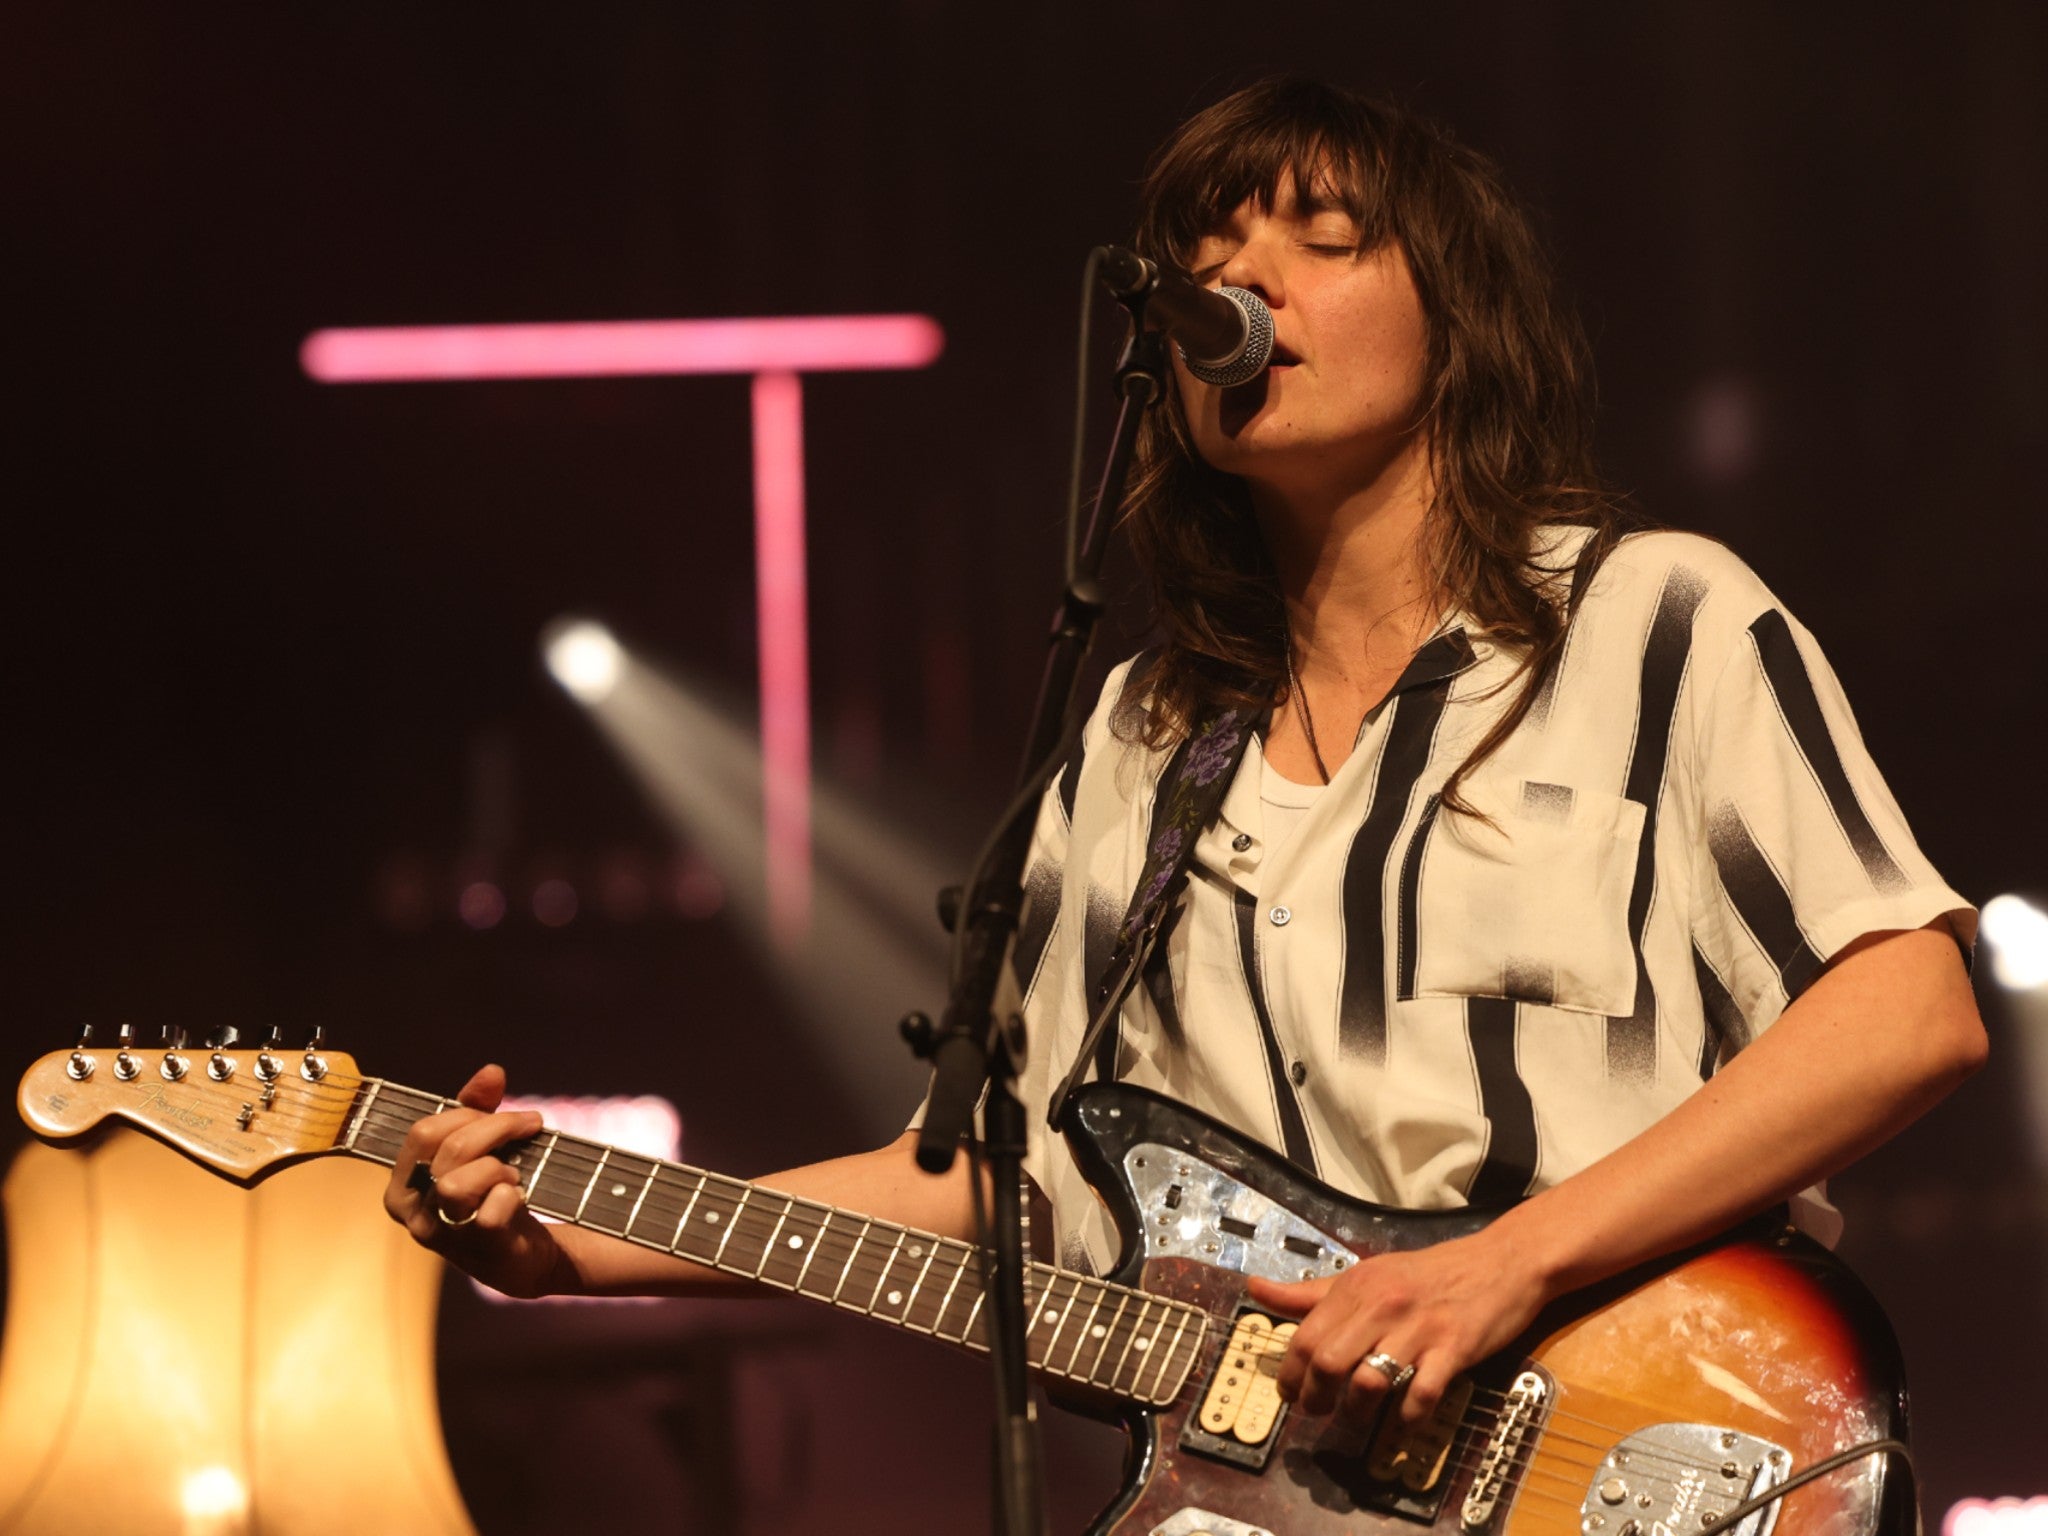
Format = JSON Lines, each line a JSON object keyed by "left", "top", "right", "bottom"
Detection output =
{"left": 456, "top": 1063, "right": 508, "bottom": 1113}
{"left": 472, "top": 1180, "right": 530, "bottom": 1233}
{"left": 432, "top": 1157, "right": 523, "bottom": 1221}
{"left": 429, "top": 1108, "right": 544, "bottom": 1180}
{"left": 1400, "top": 1350, "right": 1456, "bottom": 1426}
{"left": 394, "top": 1106, "right": 488, "bottom": 1187}
{"left": 1244, "top": 1274, "right": 1333, "bottom": 1319}
{"left": 1340, "top": 1350, "right": 1404, "bottom": 1421}
{"left": 1295, "top": 1308, "right": 1380, "bottom": 1416}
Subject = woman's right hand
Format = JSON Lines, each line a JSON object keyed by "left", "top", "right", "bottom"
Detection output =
{"left": 381, "top": 1063, "right": 576, "bottom": 1299}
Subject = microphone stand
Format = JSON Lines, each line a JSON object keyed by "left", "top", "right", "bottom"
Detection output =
{"left": 907, "top": 307, "right": 1166, "bottom": 1536}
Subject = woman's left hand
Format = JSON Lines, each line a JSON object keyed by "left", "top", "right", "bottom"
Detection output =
{"left": 1244, "top": 1225, "right": 1552, "bottom": 1426}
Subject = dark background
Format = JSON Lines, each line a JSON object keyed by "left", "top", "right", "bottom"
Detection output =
{"left": 5, "top": 2, "right": 2044, "bottom": 1531}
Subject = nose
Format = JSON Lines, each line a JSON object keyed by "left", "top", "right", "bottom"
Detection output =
{"left": 1217, "top": 229, "right": 1284, "bottom": 306}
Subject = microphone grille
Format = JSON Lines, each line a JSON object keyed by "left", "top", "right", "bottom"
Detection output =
{"left": 1181, "top": 287, "right": 1275, "bottom": 388}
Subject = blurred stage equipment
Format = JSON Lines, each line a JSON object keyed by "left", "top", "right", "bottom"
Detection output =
{"left": 1980, "top": 893, "right": 2048, "bottom": 990}
{"left": 301, "top": 312, "right": 946, "bottom": 952}
{"left": 0, "top": 1060, "right": 475, "bottom": 1535}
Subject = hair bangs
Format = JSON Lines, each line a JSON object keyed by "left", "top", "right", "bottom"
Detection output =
{"left": 1137, "top": 84, "right": 1397, "bottom": 267}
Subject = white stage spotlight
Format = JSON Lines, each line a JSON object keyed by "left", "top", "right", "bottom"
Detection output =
{"left": 543, "top": 618, "right": 623, "bottom": 705}
{"left": 1982, "top": 894, "right": 2048, "bottom": 991}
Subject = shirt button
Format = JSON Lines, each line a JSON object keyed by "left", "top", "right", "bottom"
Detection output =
{"left": 1269, "top": 905, "right": 1292, "bottom": 927}
{"left": 1290, "top": 1060, "right": 1309, "bottom": 1087}
{"left": 1231, "top": 833, "right": 1253, "bottom": 852}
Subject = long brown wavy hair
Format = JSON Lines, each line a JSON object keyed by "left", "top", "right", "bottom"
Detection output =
{"left": 1118, "top": 78, "right": 1638, "bottom": 815}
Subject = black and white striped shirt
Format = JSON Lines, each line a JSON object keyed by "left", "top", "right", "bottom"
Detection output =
{"left": 1006, "top": 529, "right": 1972, "bottom": 1271}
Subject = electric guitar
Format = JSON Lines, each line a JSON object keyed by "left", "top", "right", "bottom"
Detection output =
{"left": 18, "top": 1035, "right": 1912, "bottom": 1536}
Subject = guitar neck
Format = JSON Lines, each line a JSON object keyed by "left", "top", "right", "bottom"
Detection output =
{"left": 340, "top": 1078, "right": 1206, "bottom": 1408}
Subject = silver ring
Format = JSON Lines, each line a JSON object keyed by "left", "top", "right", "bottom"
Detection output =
{"left": 1364, "top": 1350, "right": 1415, "bottom": 1392}
{"left": 435, "top": 1201, "right": 479, "bottom": 1228}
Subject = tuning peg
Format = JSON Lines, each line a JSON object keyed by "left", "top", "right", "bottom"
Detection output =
{"left": 160, "top": 1026, "right": 190, "bottom": 1082}
{"left": 263, "top": 1026, "right": 282, "bottom": 1050}
{"left": 66, "top": 1024, "right": 97, "bottom": 1082}
{"left": 114, "top": 1023, "right": 140, "bottom": 1081}
{"left": 255, "top": 1028, "right": 284, "bottom": 1084}
{"left": 301, "top": 1027, "right": 329, "bottom": 1083}
{"left": 207, "top": 1028, "right": 239, "bottom": 1083}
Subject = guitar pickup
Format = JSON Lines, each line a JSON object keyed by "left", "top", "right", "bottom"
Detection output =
{"left": 1178, "top": 1307, "right": 1294, "bottom": 1471}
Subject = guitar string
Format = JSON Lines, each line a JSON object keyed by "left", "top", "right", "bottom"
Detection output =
{"left": 342, "top": 1096, "right": 1716, "bottom": 1464}
{"left": 108, "top": 1070, "right": 1802, "bottom": 1469}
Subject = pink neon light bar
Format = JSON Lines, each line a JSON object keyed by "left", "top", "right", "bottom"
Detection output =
{"left": 303, "top": 310, "right": 945, "bottom": 951}
{"left": 301, "top": 315, "right": 944, "bottom": 382}
{"left": 752, "top": 370, "right": 812, "bottom": 950}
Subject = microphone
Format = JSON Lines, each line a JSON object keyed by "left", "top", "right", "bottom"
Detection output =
{"left": 1095, "top": 245, "right": 1275, "bottom": 387}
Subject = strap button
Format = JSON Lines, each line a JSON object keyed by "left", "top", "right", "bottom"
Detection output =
{"left": 1231, "top": 833, "right": 1253, "bottom": 852}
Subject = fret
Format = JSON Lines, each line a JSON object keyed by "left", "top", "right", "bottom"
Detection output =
{"left": 930, "top": 1242, "right": 977, "bottom": 1343}
{"left": 828, "top": 1217, "right": 874, "bottom": 1306}
{"left": 710, "top": 1187, "right": 752, "bottom": 1268}
{"left": 344, "top": 1080, "right": 384, "bottom": 1153}
{"left": 960, "top": 1288, "right": 987, "bottom": 1349}
{"left": 674, "top": 1177, "right": 744, "bottom": 1265}
{"left": 620, "top": 1164, "right": 660, "bottom": 1243}
{"left": 527, "top": 1136, "right": 589, "bottom": 1219}
{"left": 862, "top": 1229, "right": 910, "bottom": 1317}
{"left": 1079, "top": 1290, "right": 1130, "bottom": 1388}
{"left": 752, "top": 1199, "right": 795, "bottom": 1281}
{"left": 1110, "top": 1298, "right": 1158, "bottom": 1395}
{"left": 666, "top": 1173, "right": 708, "bottom": 1255}
{"left": 581, "top": 1149, "right": 657, "bottom": 1236}
{"left": 1168, "top": 1310, "right": 1209, "bottom": 1399}
{"left": 786, "top": 1206, "right": 829, "bottom": 1294}
{"left": 522, "top": 1132, "right": 559, "bottom": 1196}
{"left": 757, "top": 1200, "right": 827, "bottom": 1292}
{"left": 571, "top": 1147, "right": 613, "bottom": 1224}
{"left": 898, "top": 1238, "right": 945, "bottom": 1333}
{"left": 1142, "top": 1305, "right": 1196, "bottom": 1404}
{"left": 1032, "top": 1272, "right": 1081, "bottom": 1372}
{"left": 1060, "top": 1281, "right": 1107, "bottom": 1378}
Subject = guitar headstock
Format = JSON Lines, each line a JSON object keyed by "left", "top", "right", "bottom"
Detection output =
{"left": 17, "top": 1026, "right": 365, "bottom": 1183}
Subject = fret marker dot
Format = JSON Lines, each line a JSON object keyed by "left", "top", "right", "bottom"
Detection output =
{"left": 609, "top": 1183, "right": 627, "bottom": 1198}
{"left": 886, "top": 1290, "right": 903, "bottom": 1306}
{"left": 1135, "top": 1337, "right": 1152, "bottom": 1351}
{"left": 789, "top": 1236, "right": 804, "bottom": 1249}
{"left": 907, "top": 1243, "right": 923, "bottom": 1259}
{"left": 1043, "top": 1310, "right": 1060, "bottom": 1324}
{"left": 706, "top": 1211, "right": 721, "bottom": 1225}
{"left": 1091, "top": 1325, "right": 1107, "bottom": 1339}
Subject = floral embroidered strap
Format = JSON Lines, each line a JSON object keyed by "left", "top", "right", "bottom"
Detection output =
{"left": 1047, "top": 704, "right": 1264, "bottom": 1128}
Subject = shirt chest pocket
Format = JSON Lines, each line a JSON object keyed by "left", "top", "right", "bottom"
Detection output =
{"left": 1396, "top": 777, "right": 1645, "bottom": 1017}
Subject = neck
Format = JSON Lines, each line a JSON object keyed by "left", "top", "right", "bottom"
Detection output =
{"left": 1249, "top": 439, "right": 1439, "bottom": 681}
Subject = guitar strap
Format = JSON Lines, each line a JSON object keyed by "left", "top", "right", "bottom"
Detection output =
{"left": 1047, "top": 703, "right": 1265, "bottom": 1129}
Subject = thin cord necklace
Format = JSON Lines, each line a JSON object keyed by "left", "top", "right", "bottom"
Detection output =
{"left": 1283, "top": 644, "right": 1332, "bottom": 785}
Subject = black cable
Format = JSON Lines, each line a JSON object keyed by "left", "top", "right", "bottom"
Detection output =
{"left": 1698, "top": 1438, "right": 1911, "bottom": 1536}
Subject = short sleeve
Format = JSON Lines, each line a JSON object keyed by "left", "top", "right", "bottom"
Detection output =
{"left": 1684, "top": 589, "right": 1974, "bottom": 1043}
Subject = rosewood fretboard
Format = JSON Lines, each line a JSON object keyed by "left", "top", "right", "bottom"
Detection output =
{"left": 342, "top": 1078, "right": 1208, "bottom": 1407}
